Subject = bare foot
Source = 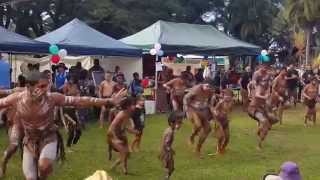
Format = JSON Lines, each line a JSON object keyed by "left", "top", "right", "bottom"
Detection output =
{"left": 256, "top": 146, "right": 262, "bottom": 151}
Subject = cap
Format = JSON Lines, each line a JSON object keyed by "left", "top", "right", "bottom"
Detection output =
{"left": 279, "top": 162, "right": 301, "bottom": 180}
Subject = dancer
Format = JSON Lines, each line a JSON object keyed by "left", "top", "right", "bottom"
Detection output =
{"left": 163, "top": 73, "right": 188, "bottom": 111}
{"left": 63, "top": 77, "right": 82, "bottom": 149}
{"left": 183, "top": 83, "right": 214, "bottom": 158}
{"left": 239, "top": 66, "right": 252, "bottom": 111}
{"left": 99, "top": 72, "right": 115, "bottom": 128}
{"left": 130, "top": 96, "right": 145, "bottom": 152}
{"left": 302, "top": 77, "right": 318, "bottom": 127}
{"left": 270, "top": 68, "right": 287, "bottom": 124}
{"left": 248, "top": 64, "right": 279, "bottom": 150}
{"left": 211, "top": 89, "right": 233, "bottom": 155}
{"left": 0, "top": 77, "right": 26, "bottom": 177}
{"left": 159, "top": 111, "right": 184, "bottom": 180}
{"left": 0, "top": 71, "right": 126, "bottom": 180}
{"left": 107, "top": 97, "right": 138, "bottom": 175}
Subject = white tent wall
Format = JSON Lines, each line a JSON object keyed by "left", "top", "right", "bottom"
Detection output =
{"left": 11, "top": 55, "right": 142, "bottom": 83}
{"left": 99, "top": 56, "right": 142, "bottom": 83}
{"left": 11, "top": 55, "right": 91, "bottom": 82}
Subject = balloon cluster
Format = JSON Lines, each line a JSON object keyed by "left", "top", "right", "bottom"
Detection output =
{"left": 149, "top": 43, "right": 164, "bottom": 56}
{"left": 257, "top": 49, "right": 270, "bottom": 63}
{"left": 49, "top": 44, "right": 68, "bottom": 64}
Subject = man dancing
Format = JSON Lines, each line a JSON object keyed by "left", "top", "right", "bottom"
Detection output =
{"left": 163, "top": 73, "right": 188, "bottom": 111}
{"left": 248, "top": 63, "right": 279, "bottom": 150}
{"left": 211, "top": 89, "right": 233, "bottom": 155}
{"left": 107, "top": 97, "right": 138, "bottom": 175}
{"left": 239, "top": 66, "right": 252, "bottom": 111}
{"left": 270, "top": 68, "right": 288, "bottom": 124}
{"left": 302, "top": 77, "right": 318, "bottom": 127}
{"left": 183, "top": 83, "right": 214, "bottom": 158}
{"left": 0, "top": 71, "right": 126, "bottom": 180}
{"left": 0, "top": 82, "right": 27, "bottom": 177}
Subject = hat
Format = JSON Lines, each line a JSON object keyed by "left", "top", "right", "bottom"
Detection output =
{"left": 279, "top": 162, "right": 301, "bottom": 180}
{"left": 85, "top": 170, "right": 113, "bottom": 180}
{"left": 264, "top": 174, "right": 282, "bottom": 180}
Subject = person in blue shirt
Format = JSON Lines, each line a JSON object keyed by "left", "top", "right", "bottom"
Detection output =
{"left": 0, "top": 54, "right": 11, "bottom": 89}
{"left": 55, "top": 63, "right": 68, "bottom": 92}
{"left": 129, "top": 72, "right": 143, "bottom": 97}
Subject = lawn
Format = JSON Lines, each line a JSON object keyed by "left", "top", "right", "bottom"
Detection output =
{"left": 2, "top": 105, "right": 320, "bottom": 180}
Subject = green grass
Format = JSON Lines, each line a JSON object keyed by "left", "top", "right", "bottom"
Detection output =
{"left": 2, "top": 105, "right": 320, "bottom": 180}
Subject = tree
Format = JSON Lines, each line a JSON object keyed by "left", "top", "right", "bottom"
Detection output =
{"left": 287, "top": 0, "right": 320, "bottom": 64}
{"left": 226, "top": 0, "right": 281, "bottom": 48}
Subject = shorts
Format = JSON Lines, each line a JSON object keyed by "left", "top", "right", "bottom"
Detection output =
{"left": 304, "top": 99, "right": 316, "bottom": 109}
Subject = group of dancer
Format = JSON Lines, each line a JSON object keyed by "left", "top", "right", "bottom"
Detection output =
{"left": 0, "top": 60, "right": 318, "bottom": 180}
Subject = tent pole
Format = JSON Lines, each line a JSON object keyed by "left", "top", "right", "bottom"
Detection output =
{"left": 9, "top": 53, "right": 12, "bottom": 88}
{"left": 155, "top": 55, "right": 159, "bottom": 109}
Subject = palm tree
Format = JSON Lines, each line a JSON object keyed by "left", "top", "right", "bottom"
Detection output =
{"left": 287, "top": 0, "right": 320, "bottom": 64}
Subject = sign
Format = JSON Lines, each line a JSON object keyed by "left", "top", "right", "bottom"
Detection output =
{"left": 91, "top": 71, "right": 105, "bottom": 86}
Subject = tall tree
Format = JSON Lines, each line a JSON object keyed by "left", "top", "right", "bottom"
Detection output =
{"left": 287, "top": 0, "right": 320, "bottom": 64}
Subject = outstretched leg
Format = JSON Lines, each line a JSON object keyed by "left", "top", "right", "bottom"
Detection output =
{"left": 188, "top": 111, "right": 202, "bottom": 146}
{"left": 99, "top": 106, "right": 107, "bottom": 128}
{"left": 0, "top": 125, "right": 21, "bottom": 177}
{"left": 196, "top": 120, "right": 211, "bottom": 158}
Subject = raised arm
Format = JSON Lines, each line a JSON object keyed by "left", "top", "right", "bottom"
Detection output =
{"left": 0, "top": 93, "right": 19, "bottom": 109}
{"left": 52, "top": 88, "right": 127, "bottom": 107}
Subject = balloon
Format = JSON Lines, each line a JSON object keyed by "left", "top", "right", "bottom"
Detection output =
{"left": 58, "top": 49, "right": 68, "bottom": 58}
{"left": 49, "top": 44, "right": 59, "bottom": 55}
{"left": 51, "top": 55, "right": 60, "bottom": 64}
{"left": 149, "top": 48, "right": 157, "bottom": 55}
{"left": 157, "top": 50, "right": 164, "bottom": 56}
{"left": 261, "top": 49, "right": 268, "bottom": 56}
{"left": 154, "top": 43, "right": 161, "bottom": 50}
{"left": 262, "top": 55, "right": 270, "bottom": 62}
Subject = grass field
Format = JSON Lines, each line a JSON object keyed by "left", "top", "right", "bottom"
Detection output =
{"left": 2, "top": 104, "right": 320, "bottom": 180}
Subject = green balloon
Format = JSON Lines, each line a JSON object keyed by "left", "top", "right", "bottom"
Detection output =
{"left": 49, "top": 45, "right": 59, "bottom": 54}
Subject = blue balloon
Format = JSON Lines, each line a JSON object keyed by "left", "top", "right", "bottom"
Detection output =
{"left": 262, "top": 55, "right": 270, "bottom": 62}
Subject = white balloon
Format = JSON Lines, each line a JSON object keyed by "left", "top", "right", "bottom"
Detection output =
{"left": 154, "top": 43, "right": 161, "bottom": 50}
{"left": 261, "top": 49, "right": 268, "bottom": 56}
{"left": 157, "top": 50, "right": 164, "bottom": 56}
{"left": 58, "top": 49, "right": 68, "bottom": 58}
{"left": 149, "top": 48, "right": 157, "bottom": 55}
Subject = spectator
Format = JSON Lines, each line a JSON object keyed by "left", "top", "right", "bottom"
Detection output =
{"left": 55, "top": 63, "right": 68, "bottom": 92}
{"left": 0, "top": 54, "right": 10, "bottom": 89}
{"left": 263, "top": 161, "right": 301, "bottom": 180}
{"left": 89, "top": 59, "right": 104, "bottom": 77}
{"left": 129, "top": 72, "right": 144, "bottom": 97}
{"left": 33, "top": 63, "right": 40, "bottom": 71}
{"left": 182, "top": 66, "right": 195, "bottom": 87}
{"left": 286, "top": 64, "right": 299, "bottom": 106}
{"left": 27, "top": 63, "right": 33, "bottom": 72}
{"left": 113, "top": 73, "right": 127, "bottom": 93}
{"left": 195, "top": 68, "right": 204, "bottom": 84}
{"left": 16, "top": 74, "right": 26, "bottom": 88}
{"left": 302, "top": 65, "right": 313, "bottom": 85}
{"left": 112, "top": 66, "right": 122, "bottom": 81}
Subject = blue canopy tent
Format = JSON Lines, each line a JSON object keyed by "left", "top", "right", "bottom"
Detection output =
{"left": 0, "top": 26, "right": 49, "bottom": 54}
{"left": 36, "top": 19, "right": 142, "bottom": 57}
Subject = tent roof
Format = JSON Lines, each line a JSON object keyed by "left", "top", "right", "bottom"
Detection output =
{"left": 36, "top": 18, "right": 141, "bottom": 57}
{"left": 0, "top": 26, "right": 49, "bottom": 54}
{"left": 121, "top": 20, "right": 261, "bottom": 55}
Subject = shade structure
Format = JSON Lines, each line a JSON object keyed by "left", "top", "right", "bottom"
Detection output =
{"left": 36, "top": 18, "right": 141, "bottom": 57}
{"left": 0, "top": 26, "right": 49, "bottom": 54}
{"left": 121, "top": 20, "right": 261, "bottom": 55}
